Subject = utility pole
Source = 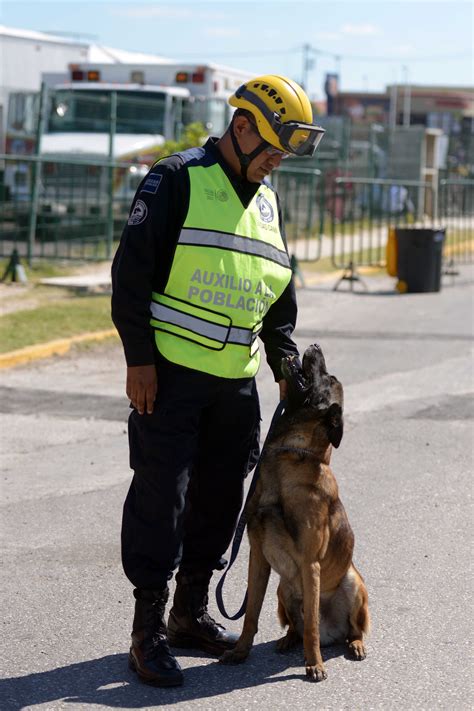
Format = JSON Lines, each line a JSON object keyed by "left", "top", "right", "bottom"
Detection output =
{"left": 301, "top": 43, "right": 316, "bottom": 92}
{"left": 389, "top": 83, "right": 398, "bottom": 129}
{"left": 106, "top": 91, "right": 117, "bottom": 259}
{"left": 27, "top": 82, "right": 47, "bottom": 266}
{"left": 402, "top": 65, "right": 411, "bottom": 127}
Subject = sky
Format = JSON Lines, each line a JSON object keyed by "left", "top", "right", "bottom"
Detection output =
{"left": 3, "top": 0, "right": 473, "bottom": 100}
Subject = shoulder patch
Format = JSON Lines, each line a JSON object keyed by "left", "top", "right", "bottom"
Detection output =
{"left": 140, "top": 174, "right": 163, "bottom": 195}
{"left": 128, "top": 199, "right": 148, "bottom": 226}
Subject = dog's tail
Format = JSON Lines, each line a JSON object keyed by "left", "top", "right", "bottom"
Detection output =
{"left": 349, "top": 567, "right": 371, "bottom": 637}
{"left": 277, "top": 595, "right": 290, "bottom": 628}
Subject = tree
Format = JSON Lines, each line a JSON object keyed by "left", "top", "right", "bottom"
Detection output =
{"left": 148, "top": 123, "right": 208, "bottom": 162}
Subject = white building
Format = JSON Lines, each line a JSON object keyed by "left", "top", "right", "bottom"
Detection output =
{"left": 0, "top": 25, "right": 172, "bottom": 150}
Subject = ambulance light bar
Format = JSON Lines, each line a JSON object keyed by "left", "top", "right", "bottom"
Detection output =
{"left": 70, "top": 69, "right": 101, "bottom": 82}
{"left": 175, "top": 71, "right": 206, "bottom": 84}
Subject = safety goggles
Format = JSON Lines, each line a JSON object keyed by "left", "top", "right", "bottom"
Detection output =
{"left": 247, "top": 119, "right": 291, "bottom": 159}
{"left": 264, "top": 145, "right": 291, "bottom": 159}
{"left": 276, "top": 120, "right": 325, "bottom": 156}
{"left": 237, "top": 85, "right": 326, "bottom": 157}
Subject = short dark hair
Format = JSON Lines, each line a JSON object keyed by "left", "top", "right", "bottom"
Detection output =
{"left": 233, "top": 108, "right": 255, "bottom": 121}
{"left": 231, "top": 108, "right": 258, "bottom": 133}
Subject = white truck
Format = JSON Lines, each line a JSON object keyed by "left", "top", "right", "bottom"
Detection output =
{"left": 54, "top": 60, "right": 253, "bottom": 133}
{"left": 5, "top": 61, "right": 252, "bottom": 209}
{"left": 6, "top": 81, "right": 190, "bottom": 205}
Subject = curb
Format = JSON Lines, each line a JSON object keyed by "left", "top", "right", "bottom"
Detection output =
{"left": 0, "top": 329, "right": 118, "bottom": 369}
{"left": 0, "top": 267, "right": 387, "bottom": 370}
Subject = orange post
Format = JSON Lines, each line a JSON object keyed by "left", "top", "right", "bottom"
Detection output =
{"left": 386, "top": 227, "right": 398, "bottom": 277}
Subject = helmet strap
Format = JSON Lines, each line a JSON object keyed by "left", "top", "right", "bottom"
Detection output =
{"left": 230, "top": 120, "right": 267, "bottom": 180}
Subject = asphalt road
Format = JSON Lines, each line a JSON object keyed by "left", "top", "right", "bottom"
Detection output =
{"left": 1, "top": 266, "right": 473, "bottom": 710}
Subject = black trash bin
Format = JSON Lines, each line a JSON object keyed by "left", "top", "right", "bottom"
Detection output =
{"left": 395, "top": 228, "right": 445, "bottom": 293}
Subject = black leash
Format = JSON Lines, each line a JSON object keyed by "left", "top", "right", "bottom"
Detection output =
{"left": 215, "top": 399, "right": 286, "bottom": 620}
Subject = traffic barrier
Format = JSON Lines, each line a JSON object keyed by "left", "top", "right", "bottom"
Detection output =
{"left": 439, "top": 178, "right": 474, "bottom": 271}
{"left": 329, "top": 176, "right": 436, "bottom": 289}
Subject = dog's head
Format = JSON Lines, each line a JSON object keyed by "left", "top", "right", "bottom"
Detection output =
{"left": 281, "top": 344, "right": 344, "bottom": 448}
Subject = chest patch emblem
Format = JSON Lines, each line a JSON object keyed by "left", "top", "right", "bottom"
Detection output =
{"left": 257, "top": 194, "right": 274, "bottom": 223}
{"left": 128, "top": 199, "right": 148, "bottom": 226}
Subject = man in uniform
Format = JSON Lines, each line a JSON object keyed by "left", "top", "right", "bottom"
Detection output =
{"left": 111, "top": 74, "right": 325, "bottom": 687}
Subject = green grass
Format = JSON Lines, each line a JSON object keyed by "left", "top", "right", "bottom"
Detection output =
{"left": 0, "top": 255, "right": 116, "bottom": 283}
{"left": 0, "top": 296, "right": 113, "bottom": 353}
{"left": 0, "top": 258, "right": 76, "bottom": 282}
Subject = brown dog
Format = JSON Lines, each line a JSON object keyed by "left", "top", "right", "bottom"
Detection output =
{"left": 220, "top": 344, "right": 370, "bottom": 681}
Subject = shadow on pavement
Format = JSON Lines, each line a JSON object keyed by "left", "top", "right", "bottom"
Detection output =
{"left": 0, "top": 642, "right": 347, "bottom": 709}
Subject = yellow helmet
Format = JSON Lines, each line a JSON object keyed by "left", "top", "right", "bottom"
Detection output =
{"left": 229, "top": 75, "right": 325, "bottom": 156}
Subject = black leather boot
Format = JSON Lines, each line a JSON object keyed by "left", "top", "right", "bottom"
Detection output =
{"left": 167, "top": 571, "right": 238, "bottom": 656}
{"left": 128, "top": 587, "right": 184, "bottom": 687}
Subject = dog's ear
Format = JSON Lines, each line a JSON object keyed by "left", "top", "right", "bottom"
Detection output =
{"left": 326, "top": 403, "right": 344, "bottom": 448}
{"left": 329, "top": 376, "right": 344, "bottom": 409}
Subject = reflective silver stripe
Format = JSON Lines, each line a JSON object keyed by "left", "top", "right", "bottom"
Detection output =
{"left": 227, "top": 322, "right": 262, "bottom": 346}
{"left": 150, "top": 302, "right": 227, "bottom": 342}
{"left": 178, "top": 228, "right": 290, "bottom": 268}
{"left": 150, "top": 301, "right": 259, "bottom": 346}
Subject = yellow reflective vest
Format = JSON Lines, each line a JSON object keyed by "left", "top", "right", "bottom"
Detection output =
{"left": 150, "top": 160, "right": 292, "bottom": 379}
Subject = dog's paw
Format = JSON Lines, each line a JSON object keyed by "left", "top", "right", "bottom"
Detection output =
{"left": 305, "top": 663, "right": 327, "bottom": 682}
{"left": 348, "top": 640, "right": 366, "bottom": 660}
{"left": 219, "top": 647, "right": 249, "bottom": 665}
{"left": 275, "top": 629, "right": 300, "bottom": 653}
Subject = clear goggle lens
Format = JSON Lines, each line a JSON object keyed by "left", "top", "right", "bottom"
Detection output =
{"left": 283, "top": 126, "right": 325, "bottom": 156}
{"left": 265, "top": 146, "right": 291, "bottom": 159}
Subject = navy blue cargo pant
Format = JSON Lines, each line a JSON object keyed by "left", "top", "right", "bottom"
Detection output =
{"left": 121, "top": 359, "right": 261, "bottom": 590}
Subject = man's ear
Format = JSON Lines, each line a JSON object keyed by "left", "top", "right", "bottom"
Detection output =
{"left": 326, "top": 402, "right": 343, "bottom": 448}
{"left": 233, "top": 114, "right": 252, "bottom": 139}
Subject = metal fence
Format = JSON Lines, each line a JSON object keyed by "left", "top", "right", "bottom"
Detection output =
{"left": 325, "top": 176, "right": 473, "bottom": 287}
{"left": 0, "top": 153, "right": 146, "bottom": 261}
{"left": 272, "top": 167, "right": 323, "bottom": 261}
{"left": 0, "top": 154, "right": 473, "bottom": 275}
{"left": 0, "top": 155, "right": 325, "bottom": 264}
{"left": 329, "top": 176, "right": 436, "bottom": 269}
{"left": 439, "top": 178, "right": 474, "bottom": 267}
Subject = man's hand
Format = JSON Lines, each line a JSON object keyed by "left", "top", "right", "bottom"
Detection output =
{"left": 278, "top": 379, "right": 288, "bottom": 401}
{"left": 126, "top": 365, "right": 157, "bottom": 415}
